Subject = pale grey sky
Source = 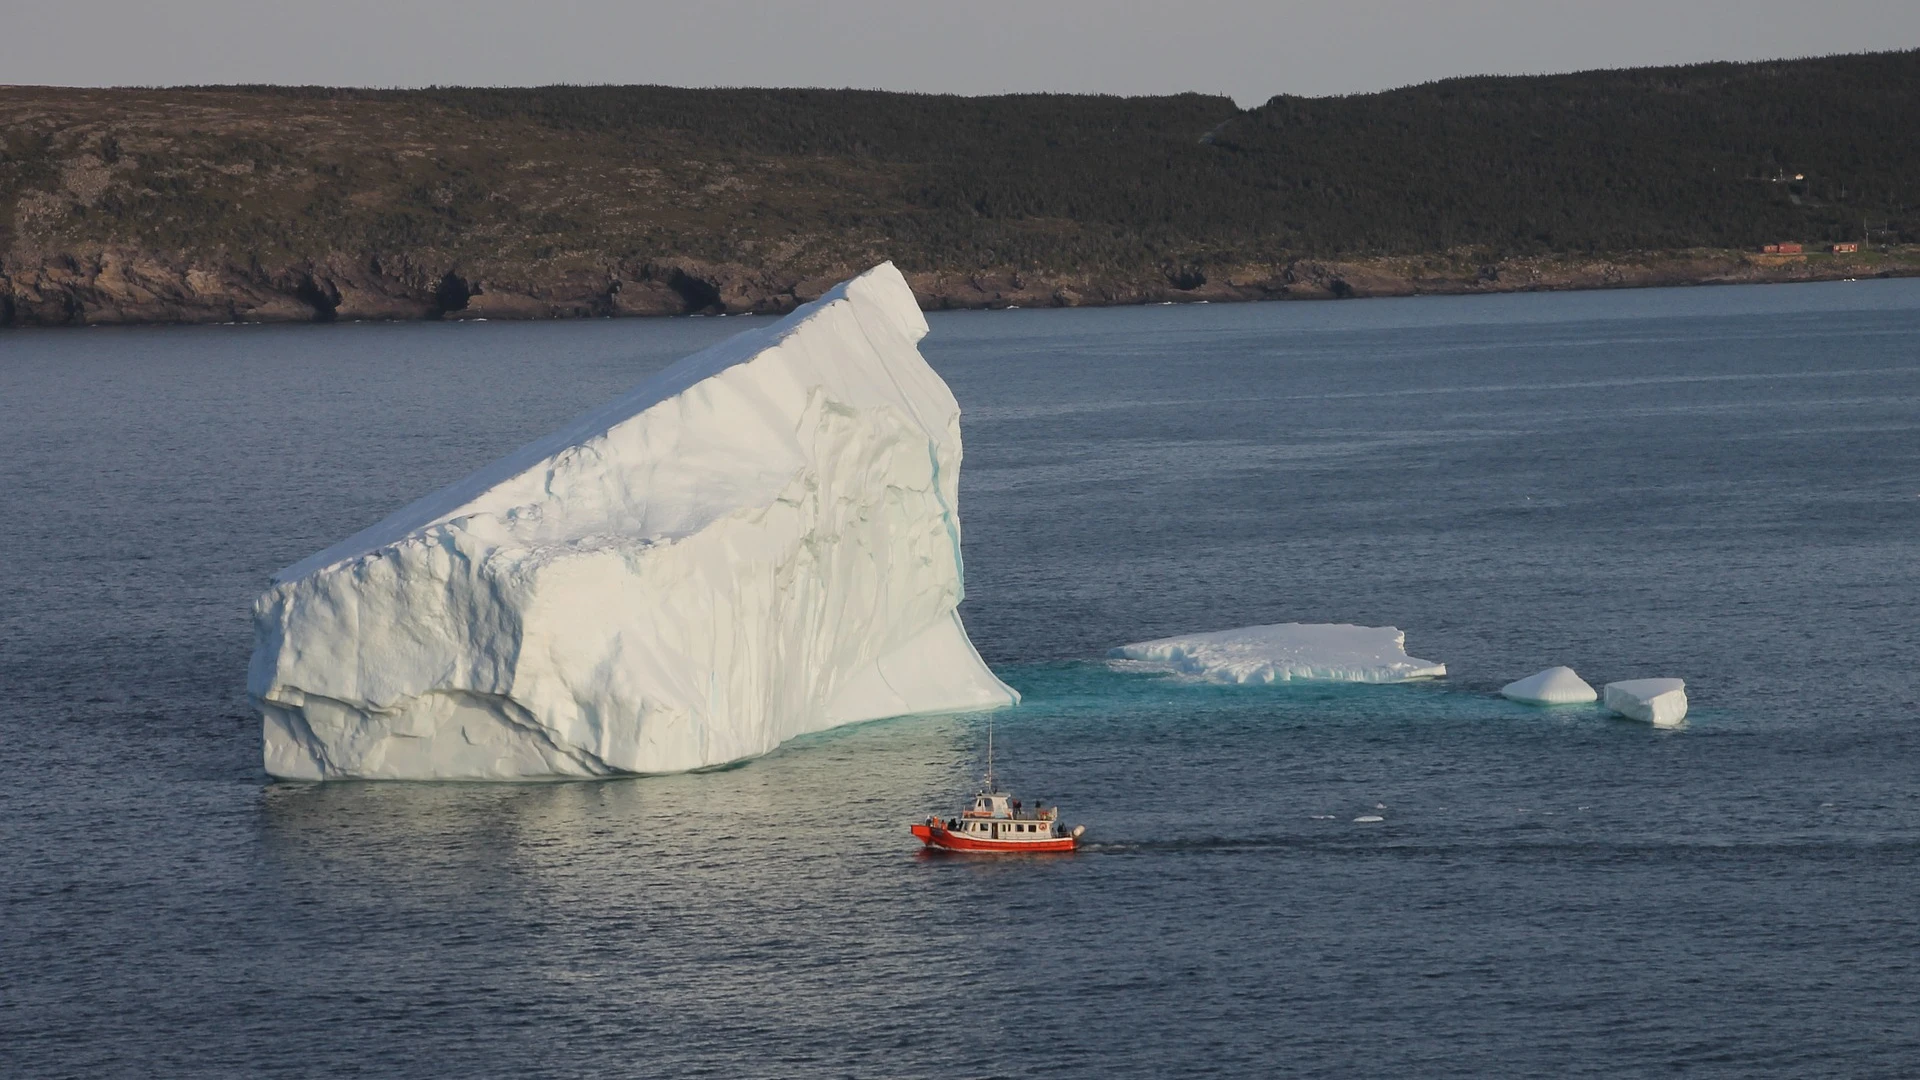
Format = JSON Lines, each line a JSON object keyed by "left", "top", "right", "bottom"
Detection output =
{"left": 3, "top": 0, "right": 1917, "bottom": 106}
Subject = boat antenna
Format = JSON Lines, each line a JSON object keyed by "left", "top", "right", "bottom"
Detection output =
{"left": 984, "top": 712, "right": 995, "bottom": 793}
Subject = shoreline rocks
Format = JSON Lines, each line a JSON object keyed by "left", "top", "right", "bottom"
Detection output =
{"left": 5, "top": 247, "right": 1915, "bottom": 329}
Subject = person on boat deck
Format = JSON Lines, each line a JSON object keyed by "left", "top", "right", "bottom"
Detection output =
{"left": 1011, "top": 798, "right": 1021, "bottom": 815}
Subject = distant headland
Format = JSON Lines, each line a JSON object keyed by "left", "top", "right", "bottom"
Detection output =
{"left": 3, "top": 50, "right": 1916, "bottom": 327}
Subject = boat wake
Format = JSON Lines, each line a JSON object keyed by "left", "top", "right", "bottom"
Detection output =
{"left": 1078, "top": 835, "right": 1315, "bottom": 854}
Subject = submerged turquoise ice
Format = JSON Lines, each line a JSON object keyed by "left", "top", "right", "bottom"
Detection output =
{"left": 4, "top": 278, "right": 1919, "bottom": 1077}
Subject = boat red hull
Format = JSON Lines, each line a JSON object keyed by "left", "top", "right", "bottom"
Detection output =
{"left": 911, "top": 822, "right": 1078, "bottom": 853}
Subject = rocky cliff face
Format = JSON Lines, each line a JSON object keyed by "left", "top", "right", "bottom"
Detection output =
{"left": 1, "top": 250, "right": 834, "bottom": 325}
{"left": 6, "top": 247, "right": 1913, "bottom": 327}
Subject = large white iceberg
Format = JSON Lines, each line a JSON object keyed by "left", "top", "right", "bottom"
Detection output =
{"left": 250, "top": 262, "right": 1017, "bottom": 780}
{"left": 1500, "top": 666, "right": 1598, "bottom": 705}
{"left": 1604, "top": 678, "right": 1688, "bottom": 727}
{"left": 1112, "top": 623, "right": 1445, "bottom": 683}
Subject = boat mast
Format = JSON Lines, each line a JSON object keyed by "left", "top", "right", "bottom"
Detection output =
{"left": 984, "top": 712, "right": 995, "bottom": 793}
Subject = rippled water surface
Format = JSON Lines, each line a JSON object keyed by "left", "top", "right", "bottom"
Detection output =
{"left": 4, "top": 281, "right": 1919, "bottom": 1077}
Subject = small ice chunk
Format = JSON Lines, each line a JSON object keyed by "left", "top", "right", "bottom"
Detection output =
{"left": 1603, "top": 679, "right": 1688, "bottom": 727}
{"left": 1112, "top": 623, "right": 1444, "bottom": 683}
{"left": 1500, "top": 666, "right": 1598, "bottom": 705}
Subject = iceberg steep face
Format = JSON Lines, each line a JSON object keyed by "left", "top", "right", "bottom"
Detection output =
{"left": 1113, "top": 623, "right": 1445, "bottom": 684}
{"left": 250, "top": 262, "right": 1017, "bottom": 780}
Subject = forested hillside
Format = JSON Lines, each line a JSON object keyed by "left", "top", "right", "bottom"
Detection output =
{"left": 3, "top": 49, "right": 1916, "bottom": 325}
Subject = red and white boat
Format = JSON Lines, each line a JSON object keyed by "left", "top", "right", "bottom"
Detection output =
{"left": 911, "top": 789, "right": 1083, "bottom": 852}
{"left": 910, "top": 719, "right": 1084, "bottom": 853}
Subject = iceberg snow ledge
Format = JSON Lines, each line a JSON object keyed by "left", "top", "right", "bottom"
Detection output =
{"left": 1112, "top": 623, "right": 1445, "bottom": 684}
{"left": 250, "top": 262, "right": 1017, "bottom": 780}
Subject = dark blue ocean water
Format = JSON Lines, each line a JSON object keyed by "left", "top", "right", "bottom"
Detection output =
{"left": 3, "top": 281, "right": 1919, "bottom": 1077}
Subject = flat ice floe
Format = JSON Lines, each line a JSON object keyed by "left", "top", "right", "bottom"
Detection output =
{"left": 1112, "top": 623, "right": 1445, "bottom": 684}
{"left": 1500, "top": 666, "right": 1598, "bottom": 705}
{"left": 1603, "top": 679, "right": 1689, "bottom": 727}
{"left": 250, "top": 262, "right": 1017, "bottom": 780}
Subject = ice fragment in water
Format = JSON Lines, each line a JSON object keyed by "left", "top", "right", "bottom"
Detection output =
{"left": 1603, "top": 679, "right": 1688, "bottom": 727}
{"left": 1112, "top": 623, "right": 1444, "bottom": 683}
{"left": 1500, "top": 666, "right": 1598, "bottom": 705}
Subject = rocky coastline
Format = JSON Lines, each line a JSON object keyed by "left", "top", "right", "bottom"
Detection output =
{"left": 8, "top": 70, "right": 1916, "bottom": 330}
{"left": 5, "top": 247, "right": 1914, "bottom": 328}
